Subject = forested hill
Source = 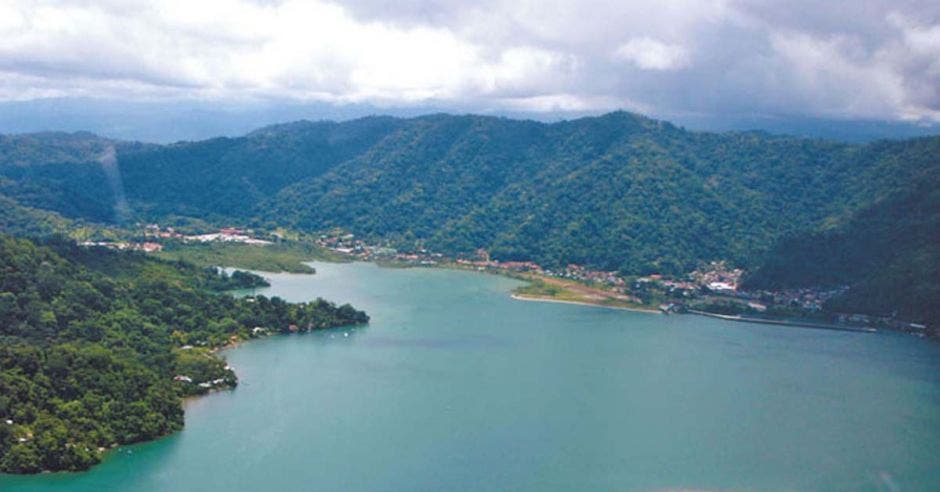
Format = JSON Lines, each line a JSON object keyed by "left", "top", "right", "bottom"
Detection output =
{"left": 744, "top": 172, "right": 940, "bottom": 325}
{"left": 0, "top": 235, "right": 368, "bottom": 473}
{"left": 265, "top": 115, "right": 938, "bottom": 274}
{"left": 0, "top": 111, "right": 937, "bottom": 286}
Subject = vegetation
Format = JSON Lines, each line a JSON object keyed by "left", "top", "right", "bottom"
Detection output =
{"left": 514, "top": 278, "right": 566, "bottom": 298}
{"left": 152, "top": 241, "right": 339, "bottom": 274}
{"left": 222, "top": 270, "right": 270, "bottom": 290}
{"left": 0, "top": 235, "right": 368, "bottom": 473}
{"left": 0, "top": 193, "right": 73, "bottom": 238}
{"left": 0, "top": 132, "right": 118, "bottom": 168}
{"left": 744, "top": 172, "right": 940, "bottom": 326}
{"left": 511, "top": 274, "right": 653, "bottom": 311}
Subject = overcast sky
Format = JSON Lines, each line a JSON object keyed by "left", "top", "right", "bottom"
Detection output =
{"left": 1, "top": 0, "right": 939, "bottom": 124}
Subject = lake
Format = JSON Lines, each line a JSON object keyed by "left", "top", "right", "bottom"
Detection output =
{"left": 3, "top": 261, "right": 939, "bottom": 491}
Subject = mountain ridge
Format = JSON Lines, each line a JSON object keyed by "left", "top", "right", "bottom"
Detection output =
{"left": 0, "top": 110, "right": 937, "bottom": 324}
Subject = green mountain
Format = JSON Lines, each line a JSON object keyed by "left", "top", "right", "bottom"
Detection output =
{"left": 0, "top": 112, "right": 937, "bottom": 322}
{"left": 744, "top": 172, "right": 940, "bottom": 324}
{"left": 265, "top": 115, "right": 938, "bottom": 274}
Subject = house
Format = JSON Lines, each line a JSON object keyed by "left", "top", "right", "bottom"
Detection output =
{"left": 747, "top": 301, "right": 768, "bottom": 312}
{"left": 140, "top": 242, "right": 163, "bottom": 252}
{"left": 173, "top": 375, "right": 193, "bottom": 383}
{"left": 708, "top": 281, "right": 736, "bottom": 292}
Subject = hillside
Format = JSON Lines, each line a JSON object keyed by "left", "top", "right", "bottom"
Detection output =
{"left": 0, "top": 132, "right": 115, "bottom": 167}
{"left": 0, "top": 111, "right": 937, "bottom": 322}
{"left": 284, "top": 117, "right": 938, "bottom": 275}
{"left": 0, "top": 194, "right": 73, "bottom": 237}
{"left": 744, "top": 172, "right": 940, "bottom": 324}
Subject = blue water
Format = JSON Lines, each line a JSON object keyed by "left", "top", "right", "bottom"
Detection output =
{"left": 3, "top": 262, "right": 939, "bottom": 491}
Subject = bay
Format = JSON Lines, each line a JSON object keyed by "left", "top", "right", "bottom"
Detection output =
{"left": 3, "top": 261, "right": 939, "bottom": 491}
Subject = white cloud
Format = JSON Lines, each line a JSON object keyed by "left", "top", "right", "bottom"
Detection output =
{"left": 0, "top": 0, "right": 937, "bottom": 122}
{"left": 767, "top": 32, "right": 905, "bottom": 118}
{"left": 498, "top": 93, "right": 640, "bottom": 113}
{"left": 0, "top": 0, "right": 580, "bottom": 104}
{"left": 614, "top": 38, "right": 690, "bottom": 71}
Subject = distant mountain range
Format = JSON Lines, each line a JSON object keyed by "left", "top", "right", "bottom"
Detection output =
{"left": 0, "top": 111, "right": 937, "bottom": 324}
{"left": 3, "top": 98, "right": 940, "bottom": 143}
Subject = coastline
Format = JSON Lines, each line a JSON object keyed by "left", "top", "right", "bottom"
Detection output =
{"left": 688, "top": 309, "right": 878, "bottom": 333}
{"left": 510, "top": 293, "right": 661, "bottom": 313}
{"left": 426, "top": 262, "right": 906, "bottom": 335}
{"left": 264, "top": 257, "right": 903, "bottom": 336}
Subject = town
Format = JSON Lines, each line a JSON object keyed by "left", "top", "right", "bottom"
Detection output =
{"left": 311, "top": 231, "right": 930, "bottom": 336}
{"left": 79, "top": 224, "right": 275, "bottom": 252}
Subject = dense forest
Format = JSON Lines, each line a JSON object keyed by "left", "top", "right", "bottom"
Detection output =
{"left": 0, "top": 235, "right": 368, "bottom": 473}
{"left": 0, "top": 111, "right": 937, "bottom": 324}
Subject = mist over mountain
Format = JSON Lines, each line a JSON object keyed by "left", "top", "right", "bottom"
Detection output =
{"left": 2, "top": 98, "right": 939, "bottom": 144}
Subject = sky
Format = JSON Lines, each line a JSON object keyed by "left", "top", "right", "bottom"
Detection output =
{"left": 0, "top": 0, "right": 939, "bottom": 140}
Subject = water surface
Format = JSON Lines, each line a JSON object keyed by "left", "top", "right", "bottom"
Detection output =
{"left": 3, "top": 262, "right": 939, "bottom": 491}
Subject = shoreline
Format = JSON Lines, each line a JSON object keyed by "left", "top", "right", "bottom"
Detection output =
{"left": 262, "top": 257, "right": 920, "bottom": 337}
{"left": 688, "top": 309, "right": 878, "bottom": 333}
{"left": 510, "top": 293, "right": 661, "bottom": 313}
{"left": 425, "top": 262, "right": 903, "bottom": 335}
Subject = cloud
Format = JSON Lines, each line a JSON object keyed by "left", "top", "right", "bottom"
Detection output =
{"left": 614, "top": 38, "right": 690, "bottom": 71}
{"left": 0, "top": 0, "right": 937, "bottom": 123}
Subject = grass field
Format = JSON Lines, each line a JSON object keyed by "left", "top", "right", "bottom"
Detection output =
{"left": 512, "top": 274, "right": 657, "bottom": 312}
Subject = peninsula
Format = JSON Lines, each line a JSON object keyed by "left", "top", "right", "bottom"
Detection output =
{"left": 0, "top": 235, "right": 368, "bottom": 474}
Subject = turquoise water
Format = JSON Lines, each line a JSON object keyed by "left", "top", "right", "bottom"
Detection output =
{"left": 3, "top": 262, "right": 939, "bottom": 491}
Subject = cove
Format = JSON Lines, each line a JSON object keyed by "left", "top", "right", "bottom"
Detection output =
{"left": 2, "top": 261, "right": 939, "bottom": 491}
